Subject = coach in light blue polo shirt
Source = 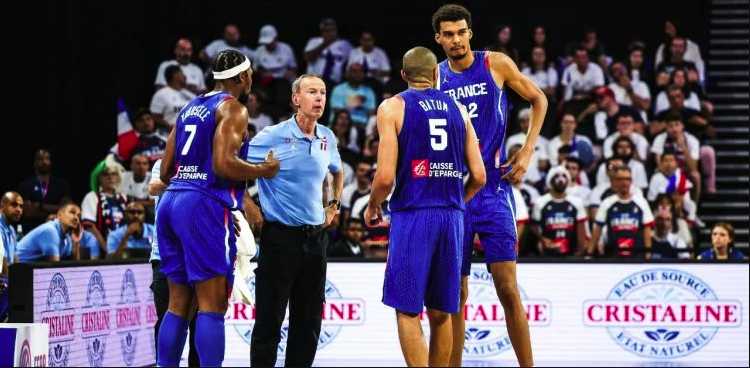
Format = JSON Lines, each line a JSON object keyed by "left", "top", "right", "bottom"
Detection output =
{"left": 247, "top": 73, "right": 345, "bottom": 367}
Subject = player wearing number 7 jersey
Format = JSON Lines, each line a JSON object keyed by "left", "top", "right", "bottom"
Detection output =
{"left": 155, "top": 49, "right": 280, "bottom": 367}
{"left": 365, "top": 47, "right": 485, "bottom": 367}
{"left": 432, "top": 4, "right": 548, "bottom": 367}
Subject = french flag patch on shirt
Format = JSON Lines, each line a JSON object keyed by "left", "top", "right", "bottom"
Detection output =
{"left": 321, "top": 137, "right": 328, "bottom": 151}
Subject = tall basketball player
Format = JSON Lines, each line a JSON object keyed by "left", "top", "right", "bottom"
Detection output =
{"left": 365, "top": 46, "right": 486, "bottom": 367}
{"left": 432, "top": 4, "right": 548, "bottom": 367}
{"left": 155, "top": 49, "right": 280, "bottom": 367}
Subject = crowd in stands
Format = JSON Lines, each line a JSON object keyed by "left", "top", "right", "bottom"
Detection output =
{"left": 1, "top": 17, "right": 746, "bottom": 293}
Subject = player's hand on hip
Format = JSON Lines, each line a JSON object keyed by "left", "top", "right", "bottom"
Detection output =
{"left": 364, "top": 205, "right": 383, "bottom": 227}
{"left": 323, "top": 205, "right": 337, "bottom": 228}
{"left": 501, "top": 146, "right": 531, "bottom": 183}
{"left": 264, "top": 149, "right": 281, "bottom": 178}
{"left": 246, "top": 204, "right": 264, "bottom": 231}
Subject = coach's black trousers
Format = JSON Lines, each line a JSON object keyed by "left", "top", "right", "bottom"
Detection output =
{"left": 151, "top": 260, "right": 199, "bottom": 367}
{"left": 250, "top": 221, "right": 328, "bottom": 367}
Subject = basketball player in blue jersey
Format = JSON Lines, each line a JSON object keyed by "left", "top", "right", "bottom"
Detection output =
{"left": 431, "top": 4, "right": 548, "bottom": 367}
{"left": 365, "top": 47, "right": 486, "bottom": 367}
{"left": 155, "top": 49, "right": 280, "bottom": 367}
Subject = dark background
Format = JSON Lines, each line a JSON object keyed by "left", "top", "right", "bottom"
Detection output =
{"left": 2, "top": 0, "right": 708, "bottom": 201}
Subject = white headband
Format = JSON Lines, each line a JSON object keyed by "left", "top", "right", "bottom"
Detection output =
{"left": 212, "top": 57, "right": 251, "bottom": 80}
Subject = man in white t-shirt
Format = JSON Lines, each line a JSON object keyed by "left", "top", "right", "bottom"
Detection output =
{"left": 347, "top": 31, "right": 391, "bottom": 84}
{"left": 246, "top": 91, "right": 274, "bottom": 133}
{"left": 607, "top": 61, "right": 650, "bottom": 121}
{"left": 603, "top": 114, "right": 649, "bottom": 162}
{"left": 548, "top": 113, "right": 595, "bottom": 168}
{"left": 506, "top": 110, "right": 549, "bottom": 184}
{"left": 118, "top": 154, "right": 154, "bottom": 212}
{"left": 199, "top": 24, "right": 256, "bottom": 67}
{"left": 303, "top": 18, "right": 353, "bottom": 84}
{"left": 596, "top": 136, "right": 648, "bottom": 190}
{"left": 255, "top": 24, "right": 298, "bottom": 81}
{"left": 149, "top": 65, "right": 196, "bottom": 133}
{"left": 561, "top": 47, "right": 605, "bottom": 102}
{"left": 340, "top": 161, "right": 373, "bottom": 224}
{"left": 154, "top": 38, "right": 206, "bottom": 95}
{"left": 564, "top": 157, "right": 592, "bottom": 204}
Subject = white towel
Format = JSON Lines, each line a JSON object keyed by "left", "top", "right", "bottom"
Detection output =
{"left": 229, "top": 210, "right": 256, "bottom": 305}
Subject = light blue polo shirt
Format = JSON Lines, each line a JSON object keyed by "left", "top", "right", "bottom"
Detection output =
{"left": 246, "top": 115, "right": 342, "bottom": 226}
{"left": 106, "top": 223, "right": 156, "bottom": 254}
{"left": 0, "top": 215, "right": 17, "bottom": 265}
{"left": 17, "top": 220, "right": 72, "bottom": 262}
{"left": 80, "top": 230, "right": 101, "bottom": 259}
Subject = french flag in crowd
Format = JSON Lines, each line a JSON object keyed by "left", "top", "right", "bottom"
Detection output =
{"left": 665, "top": 169, "right": 690, "bottom": 195}
{"left": 117, "top": 97, "right": 139, "bottom": 161}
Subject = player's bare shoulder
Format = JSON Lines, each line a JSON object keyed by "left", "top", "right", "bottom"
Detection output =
{"left": 216, "top": 96, "right": 248, "bottom": 123}
{"left": 377, "top": 95, "right": 405, "bottom": 120}
{"left": 486, "top": 51, "right": 522, "bottom": 86}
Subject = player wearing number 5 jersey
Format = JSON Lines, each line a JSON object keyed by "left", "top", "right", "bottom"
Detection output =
{"left": 365, "top": 47, "right": 485, "bottom": 367}
{"left": 155, "top": 49, "right": 280, "bottom": 367}
{"left": 432, "top": 4, "right": 548, "bottom": 367}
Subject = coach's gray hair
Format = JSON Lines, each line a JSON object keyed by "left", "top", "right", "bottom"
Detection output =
{"left": 291, "top": 73, "right": 325, "bottom": 94}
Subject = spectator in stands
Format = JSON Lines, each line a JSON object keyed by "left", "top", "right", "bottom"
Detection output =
{"left": 509, "top": 145, "right": 542, "bottom": 210}
{"left": 652, "top": 85, "right": 713, "bottom": 140}
{"left": 597, "top": 136, "right": 648, "bottom": 190}
{"left": 608, "top": 61, "right": 651, "bottom": 121}
{"left": 564, "top": 156, "right": 592, "bottom": 202}
{"left": 522, "top": 46, "right": 558, "bottom": 126}
{"left": 107, "top": 202, "right": 155, "bottom": 260}
{"left": 654, "top": 69, "right": 712, "bottom": 116}
{"left": 1, "top": 192, "right": 22, "bottom": 270}
{"left": 577, "top": 86, "right": 644, "bottom": 144}
{"left": 654, "top": 193, "right": 694, "bottom": 249}
{"left": 548, "top": 113, "right": 595, "bottom": 168}
{"left": 651, "top": 113, "right": 715, "bottom": 199}
{"left": 506, "top": 108, "right": 549, "bottom": 185}
{"left": 129, "top": 109, "right": 168, "bottom": 168}
{"left": 118, "top": 154, "right": 154, "bottom": 217}
{"left": 82, "top": 158, "right": 128, "bottom": 256}
{"left": 561, "top": 47, "right": 605, "bottom": 103}
{"left": 154, "top": 38, "right": 206, "bottom": 95}
{"left": 565, "top": 27, "right": 608, "bottom": 71}
{"left": 526, "top": 26, "right": 555, "bottom": 66}
{"left": 246, "top": 91, "right": 275, "bottom": 133}
{"left": 16, "top": 203, "right": 83, "bottom": 262}
{"left": 485, "top": 24, "right": 520, "bottom": 63}
{"left": 18, "top": 149, "right": 71, "bottom": 233}
{"left": 590, "top": 166, "right": 654, "bottom": 259}
{"left": 149, "top": 65, "right": 196, "bottom": 133}
{"left": 351, "top": 168, "right": 390, "bottom": 252}
{"left": 327, "top": 218, "right": 366, "bottom": 258}
{"left": 698, "top": 222, "right": 746, "bottom": 260}
{"left": 199, "top": 24, "right": 256, "bottom": 67}
{"left": 330, "top": 63, "right": 377, "bottom": 129}
{"left": 362, "top": 136, "right": 379, "bottom": 162}
{"left": 647, "top": 150, "right": 692, "bottom": 201}
{"left": 303, "top": 18, "right": 353, "bottom": 85}
{"left": 651, "top": 207, "right": 690, "bottom": 259}
{"left": 532, "top": 166, "right": 588, "bottom": 257}
{"left": 587, "top": 157, "right": 643, "bottom": 220}
{"left": 348, "top": 31, "right": 391, "bottom": 85}
{"left": 655, "top": 36, "right": 700, "bottom": 89}
{"left": 655, "top": 21, "right": 705, "bottom": 84}
{"left": 255, "top": 24, "right": 298, "bottom": 82}
{"left": 626, "top": 44, "right": 650, "bottom": 88}
{"left": 603, "top": 114, "right": 649, "bottom": 162}
{"left": 333, "top": 110, "right": 362, "bottom": 154}
{"left": 341, "top": 161, "right": 372, "bottom": 224}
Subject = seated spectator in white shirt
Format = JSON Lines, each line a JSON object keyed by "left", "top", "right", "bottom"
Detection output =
{"left": 596, "top": 136, "right": 648, "bottom": 190}
{"left": 655, "top": 21, "right": 705, "bottom": 84}
{"left": 347, "top": 31, "right": 391, "bottom": 85}
{"left": 246, "top": 91, "right": 274, "bottom": 133}
{"left": 154, "top": 38, "right": 206, "bottom": 95}
{"left": 654, "top": 69, "right": 703, "bottom": 115}
{"left": 199, "top": 24, "right": 255, "bottom": 67}
{"left": 522, "top": 46, "right": 558, "bottom": 103}
{"left": 340, "top": 161, "right": 373, "bottom": 224}
{"left": 647, "top": 150, "right": 692, "bottom": 202}
{"left": 608, "top": 61, "right": 650, "bottom": 121}
{"left": 561, "top": 47, "right": 605, "bottom": 102}
{"left": 118, "top": 154, "right": 154, "bottom": 214}
{"left": 603, "top": 114, "right": 649, "bottom": 162}
{"left": 254, "top": 24, "right": 298, "bottom": 82}
{"left": 506, "top": 109, "right": 549, "bottom": 184}
{"left": 548, "top": 113, "right": 596, "bottom": 168}
{"left": 149, "top": 66, "right": 196, "bottom": 133}
{"left": 303, "top": 18, "right": 353, "bottom": 84}
{"left": 564, "top": 157, "right": 592, "bottom": 203}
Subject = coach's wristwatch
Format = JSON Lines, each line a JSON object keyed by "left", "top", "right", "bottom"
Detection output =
{"left": 328, "top": 199, "right": 341, "bottom": 210}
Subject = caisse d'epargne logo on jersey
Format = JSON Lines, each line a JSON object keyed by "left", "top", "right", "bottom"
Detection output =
{"left": 584, "top": 268, "right": 742, "bottom": 358}
{"left": 227, "top": 277, "right": 365, "bottom": 352}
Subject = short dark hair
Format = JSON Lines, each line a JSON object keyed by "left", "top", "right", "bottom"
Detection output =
{"left": 346, "top": 217, "right": 364, "bottom": 229}
{"left": 661, "top": 148, "right": 677, "bottom": 161}
{"left": 164, "top": 65, "right": 182, "bottom": 84}
{"left": 133, "top": 108, "right": 151, "bottom": 122}
{"left": 563, "top": 156, "right": 583, "bottom": 169}
{"left": 663, "top": 112, "right": 683, "bottom": 124}
{"left": 574, "top": 47, "right": 589, "bottom": 57}
{"left": 613, "top": 136, "right": 636, "bottom": 156}
{"left": 557, "top": 144, "right": 573, "bottom": 155}
{"left": 431, "top": 4, "right": 472, "bottom": 34}
{"left": 605, "top": 156, "right": 624, "bottom": 168}
{"left": 212, "top": 49, "right": 248, "bottom": 82}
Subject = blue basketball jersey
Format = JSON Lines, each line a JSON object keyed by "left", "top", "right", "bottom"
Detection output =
{"left": 168, "top": 91, "right": 249, "bottom": 210}
{"left": 437, "top": 51, "right": 508, "bottom": 191}
{"left": 389, "top": 88, "right": 466, "bottom": 212}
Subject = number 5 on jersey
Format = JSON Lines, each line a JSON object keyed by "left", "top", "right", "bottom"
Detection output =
{"left": 181, "top": 125, "right": 197, "bottom": 155}
{"left": 429, "top": 119, "right": 447, "bottom": 151}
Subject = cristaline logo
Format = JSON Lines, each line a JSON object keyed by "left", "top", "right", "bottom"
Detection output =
{"left": 583, "top": 268, "right": 742, "bottom": 358}
{"left": 227, "top": 277, "right": 365, "bottom": 352}
{"left": 117, "top": 269, "right": 141, "bottom": 366}
{"left": 41, "top": 273, "right": 75, "bottom": 367}
{"left": 83, "top": 271, "right": 110, "bottom": 367}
